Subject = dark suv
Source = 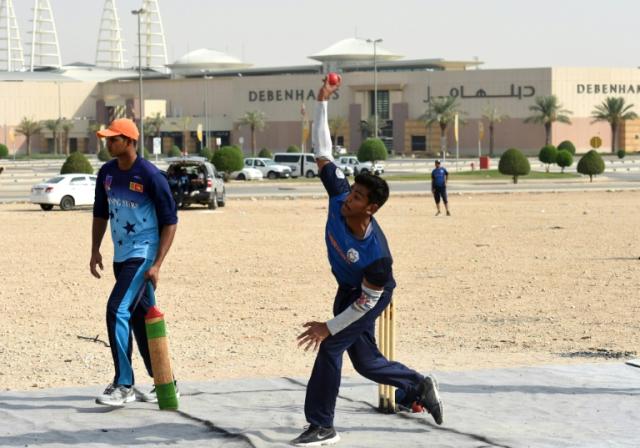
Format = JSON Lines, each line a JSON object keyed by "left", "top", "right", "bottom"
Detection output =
{"left": 166, "top": 157, "right": 225, "bottom": 209}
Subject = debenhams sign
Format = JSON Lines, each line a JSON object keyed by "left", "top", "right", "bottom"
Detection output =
{"left": 577, "top": 84, "right": 640, "bottom": 94}
{"left": 249, "top": 89, "right": 339, "bottom": 102}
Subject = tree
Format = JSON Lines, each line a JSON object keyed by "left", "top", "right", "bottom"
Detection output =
{"left": 287, "top": 145, "right": 300, "bottom": 153}
{"left": 61, "top": 120, "right": 74, "bottom": 155}
{"left": 524, "top": 95, "right": 572, "bottom": 145}
{"left": 420, "top": 96, "right": 463, "bottom": 156}
{"left": 556, "top": 149, "right": 573, "bottom": 173}
{"left": 0, "top": 143, "right": 8, "bottom": 158}
{"left": 482, "top": 105, "right": 509, "bottom": 157}
{"left": 211, "top": 145, "right": 243, "bottom": 174}
{"left": 239, "top": 110, "right": 266, "bottom": 156}
{"left": 498, "top": 148, "right": 530, "bottom": 184}
{"left": 360, "top": 116, "right": 387, "bottom": 140}
{"left": 43, "top": 119, "right": 61, "bottom": 154}
{"left": 557, "top": 140, "right": 576, "bottom": 155}
{"left": 538, "top": 145, "right": 558, "bottom": 172}
{"left": 88, "top": 121, "right": 104, "bottom": 153}
{"left": 358, "top": 138, "right": 387, "bottom": 163}
{"left": 328, "top": 116, "right": 348, "bottom": 146}
{"left": 591, "top": 97, "right": 638, "bottom": 153}
{"left": 577, "top": 150, "right": 605, "bottom": 182}
{"left": 258, "top": 148, "right": 272, "bottom": 158}
{"left": 144, "top": 112, "right": 165, "bottom": 153}
{"left": 60, "top": 152, "right": 93, "bottom": 174}
{"left": 15, "top": 117, "right": 42, "bottom": 157}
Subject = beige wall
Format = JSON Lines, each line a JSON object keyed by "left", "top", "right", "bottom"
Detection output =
{"left": 5, "top": 66, "right": 640, "bottom": 154}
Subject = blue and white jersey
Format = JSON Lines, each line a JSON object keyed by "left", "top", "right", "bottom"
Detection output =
{"left": 320, "top": 163, "right": 395, "bottom": 290}
{"left": 94, "top": 157, "right": 178, "bottom": 262}
{"left": 431, "top": 167, "right": 448, "bottom": 187}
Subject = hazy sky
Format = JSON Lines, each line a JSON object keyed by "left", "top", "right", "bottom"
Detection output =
{"left": 11, "top": 0, "right": 640, "bottom": 69}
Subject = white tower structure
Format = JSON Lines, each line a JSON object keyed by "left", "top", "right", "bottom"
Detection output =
{"left": 29, "top": 0, "right": 61, "bottom": 70}
{"left": 96, "top": 0, "right": 126, "bottom": 69}
{"left": 139, "top": 0, "right": 168, "bottom": 71}
{"left": 0, "top": 0, "right": 25, "bottom": 71}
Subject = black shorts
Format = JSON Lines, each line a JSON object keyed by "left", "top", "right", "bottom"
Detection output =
{"left": 433, "top": 185, "right": 448, "bottom": 204}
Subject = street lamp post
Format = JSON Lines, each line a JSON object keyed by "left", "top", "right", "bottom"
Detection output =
{"left": 203, "top": 74, "right": 212, "bottom": 149}
{"left": 132, "top": 8, "right": 146, "bottom": 158}
{"left": 367, "top": 38, "right": 382, "bottom": 138}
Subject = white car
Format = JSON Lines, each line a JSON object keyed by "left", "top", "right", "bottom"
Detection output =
{"left": 336, "top": 156, "right": 385, "bottom": 176}
{"left": 231, "top": 167, "right": 263, "bottom": 181}
{"left": 30, "top": 174, "right": 97, "bottom": 211}
{"left": 243, "top": 157, "right": 292, "bottom": 179}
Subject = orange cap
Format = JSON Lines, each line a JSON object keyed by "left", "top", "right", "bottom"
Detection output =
{"left": 97, "top": 118, "right": 139, "bottom": 141}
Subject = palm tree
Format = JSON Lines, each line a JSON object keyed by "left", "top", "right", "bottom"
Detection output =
{"left": 88, "top": 121, "right": 103, "bottom": 153}
{"left": 15, "top": 117, "right": 42, "bottom": 157}
{"left": 328, "top": 116, "right": 348, "bottom": 147}
{"left": 591, "top": 97, "right": 638, "bottom": 153}
{"left": 43, "top": 119, "right": 62, "bottom": 154}
{"left": 420, "top": 96, "right": 463, "bottom": 156}
{"left": 239, "top": 110, "right": 266, "bottom": 156}
{"left": 482, "top": 105, "right": 509, "bottom": 157}
{"left": 524, "top": 95, "right": 572, "bottom": 145}
{"left": 61, "top": 120, "right": 74, "bottom": 155}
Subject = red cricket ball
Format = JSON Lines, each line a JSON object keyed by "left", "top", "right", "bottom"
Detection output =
{"left": 327, "top": 72, "right": 340, "bottom": 86}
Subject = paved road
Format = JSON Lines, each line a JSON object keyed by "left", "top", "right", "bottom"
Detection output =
{"left": 2, "top": 156, "right": 640, "bottom": 203}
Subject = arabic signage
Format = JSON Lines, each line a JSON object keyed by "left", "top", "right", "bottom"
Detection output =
{"left": 428, "top": 84, "right": 536, "bottom": 101}
{"left": 577, "top": 84, "right": 640, "bottom": 95}
{"left": 249, "top": 89, "right": 340, "bottom": 102}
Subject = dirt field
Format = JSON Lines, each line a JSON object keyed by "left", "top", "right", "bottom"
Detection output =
{"left": 1, "top": 191, "right": 639, "bottom": 391}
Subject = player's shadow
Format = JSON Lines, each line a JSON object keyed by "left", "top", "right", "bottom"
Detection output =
{"left": 0, "top": 423, "right": 238, "bottom": 447}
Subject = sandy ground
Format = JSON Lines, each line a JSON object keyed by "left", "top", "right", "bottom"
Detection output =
{"left": 1, "top": 191, "right": 639, "bottom": 392}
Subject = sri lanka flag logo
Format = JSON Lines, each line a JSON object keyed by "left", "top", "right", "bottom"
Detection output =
{"left": 129, "top": 182, "right": 144, "bottom": 193}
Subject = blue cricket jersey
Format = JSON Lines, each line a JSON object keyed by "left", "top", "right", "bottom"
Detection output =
{"left": 93, "top": 157, "right": 178, "bottom": 262}
{"left": 431, "top": 167, "right": 448, "bottom": 187}
{"left": 320, "top": 163, "right": 395, "bottom": 290}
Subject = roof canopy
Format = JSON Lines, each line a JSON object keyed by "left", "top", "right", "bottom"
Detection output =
{"left": 168, "top": 48, "right": 252, "bottom": 75}
{"left": 309, "top": 38, "right": 402, "bottom": 62}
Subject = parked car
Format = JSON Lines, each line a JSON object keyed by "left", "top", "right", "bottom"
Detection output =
{"left": 166, "top": 156, "right": 225, "bottom": 209}
{"left": 273, "top": 152, "right": 318, "bottom": 178}
{"left": 336, "top": 156, "right": 385, "bottom": 176}
{"left": 244, "top": 157, "right": 291, "bottom": 179}
{"left": 30, "top": 174, "right": 97, "bottom": 211}
{"left": 333, "top": 145, "right": 348, "bottom": 155}
{"left": 231, "top": 167, "right": 263, "bottom": 181}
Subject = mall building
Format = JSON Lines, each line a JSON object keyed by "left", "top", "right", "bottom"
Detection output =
{"left": 1, "top": 38, "right": 640, "bottom": 156}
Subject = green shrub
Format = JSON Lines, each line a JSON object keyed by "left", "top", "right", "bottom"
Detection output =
{"left": 169, "top": 145, "right": 182, "bottom": 157}
{"left": 0, "top": 143, "right": 8, "bottom": 158}
{"left": 60, "top": 152, "right": 93, "bottom": 174}
{"left": 557, "top": 140, "right": 576, "bottom": 155}
{"left": 617, "top": 149, "right": 626, "bottom": 159}
{"left": 577, "top": 150, "right": 605, "bottom": 182}
{"left": 258, "top": 148, "right": 272, "bottom": 158}
{"left": 287, "top": 145, "right": 300, "bottom": 153}
{"left": 556, "top": 149, "right": 573, "bottom": 172}
{"left": 143, "top": 147, "right": 151, "bottom": 159}
{"left": 97, "top": 147, "right": 111, "bottom": 162}
{"left": 538, "top": 145, "right": 557, "bottom": 172}
{"left": 199, "top": 147, "right": 213, "bottom": 160}
{"left": 498, "top": 148, "right": 530, "bottom": 183}
{"left": 358, "top": 138, "right": 388, "bottom": 163}
{"left": 212, "top": 145, "right": 243, "bottom": 174}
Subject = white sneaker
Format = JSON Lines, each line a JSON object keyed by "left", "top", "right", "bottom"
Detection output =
{"left": 95, "top": 383, "right": 135, "bottom": 406}
{"left": 135, "top": 382, "right": 180, "bottom": 403}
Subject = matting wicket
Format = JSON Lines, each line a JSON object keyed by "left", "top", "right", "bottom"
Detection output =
{"left": 377, "top": 300, "right": 395, "bottom": 413}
